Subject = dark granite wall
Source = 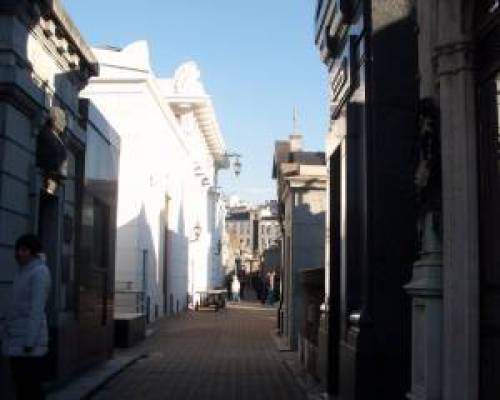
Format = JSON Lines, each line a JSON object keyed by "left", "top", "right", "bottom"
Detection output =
{"left": 316, "top": 0, "right": 418, "bottom": 398}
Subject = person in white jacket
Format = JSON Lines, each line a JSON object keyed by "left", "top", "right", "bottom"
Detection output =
{"left": 231, "top": 276, "right": 240, "bottom": 302}
{"left": 2, "top": 234, "right": 51, "bottom": 400}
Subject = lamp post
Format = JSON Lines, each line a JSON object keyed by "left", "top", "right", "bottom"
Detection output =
{"left": 193, "top": 222, "right": 201, "bottom": 241}
{"left": 214, "top": 239, "right": 222, "bottom": 255}
{"left": 223, "top": 152, "right": 242, "bottom": 177}
{"left": 233, "top": 157, "right": 242, "bottom": 177}
{"left": 235, "top": 256, "right": 241, "bottom": 277}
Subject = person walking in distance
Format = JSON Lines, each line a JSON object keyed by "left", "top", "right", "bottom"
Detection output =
{"left": 2, "top": 234, "right": 51, "bottom": 400}
{"left": 231, "top": 275, "right": 240, "bottom": 302}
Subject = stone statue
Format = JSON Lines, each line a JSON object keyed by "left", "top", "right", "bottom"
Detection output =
{"left": 414, "top": 98, "right": 441, "bottom": 218}
{"left": 173, "top": 62, "right": 204, "bottom": 95}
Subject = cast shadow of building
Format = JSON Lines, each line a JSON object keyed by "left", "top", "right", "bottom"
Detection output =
{"left": 319, "top": 3, "right": 418, "bottom": 399}
{"left": 158, "top": 199, "right": 190, "bottom": 316}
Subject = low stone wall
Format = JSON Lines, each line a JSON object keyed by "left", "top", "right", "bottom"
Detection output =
{"left": 114, "top": 313, "right": 146, "bottom": 348}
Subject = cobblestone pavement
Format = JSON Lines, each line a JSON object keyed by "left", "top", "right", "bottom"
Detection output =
{"left": 90, "top": 302, "right": 306, "bottom": 400}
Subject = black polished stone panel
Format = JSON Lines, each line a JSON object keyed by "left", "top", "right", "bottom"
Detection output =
{"left": 319, "top": 0, "right": 418, "bottom": 399}
{"left": 76, "top": 110, "right": 119, "bottom": 371}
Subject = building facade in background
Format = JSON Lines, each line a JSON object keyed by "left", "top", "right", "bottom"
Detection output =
{"left": 0, "top": 0, "right": 119, "bottom": 393}
{"left": 83, "top": 42, "right": 228, "bottom": 320}
{"left": 224, "top": 200, "right": 281, "bottom": 277}
{"left": 272, "top": 132, "right": 326, "bottom": 356}
{"left": 225, "top": 208, "right": 254, "bottom": 275}
{"left": 256, "top": 201, "right": 280, "bottom": 255}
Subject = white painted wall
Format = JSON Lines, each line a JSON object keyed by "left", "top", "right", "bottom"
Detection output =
{"left": 82, "top": 41, "right": 227, "bottom": 320}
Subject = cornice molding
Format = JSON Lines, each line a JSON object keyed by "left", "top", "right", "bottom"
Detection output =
{"left": 166, "top": 62, "right": 226, "bottom": 162}
{"left": 434, "top": 40, "right": 474, "bottom": 76}
{"left": 0, "top": 0, "right": 98, "bottom": 79}
{"left": 42, "top": 0, "right": 98, "bottom": 76}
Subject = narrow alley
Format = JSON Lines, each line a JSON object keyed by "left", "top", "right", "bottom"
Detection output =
{"left": 1, "top": 2, "right": 497, "bottom": 400}
{"left": 88, "top": 301, "right": 305, "bottom": 400}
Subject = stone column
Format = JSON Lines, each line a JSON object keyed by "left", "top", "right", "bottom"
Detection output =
{"left": 405, "top": 4, "right": 443, "bottom": 398}
{"left": 435, "top": 1, "right": 479, "bottom": 399}
{"left": 405, "top": 212, "right": 443, "bottom": 400}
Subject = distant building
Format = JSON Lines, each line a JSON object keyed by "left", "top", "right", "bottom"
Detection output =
{"left": 226, "top": 194, "right": 249, "bottom": 209}
{"left": 226, "top": 210, "right": 252, "bottom": 257}
{"left": 256, "top": 201, "right": 281, "bottom": 254}
{"left": 224, "top": 200, "right": 281, "bottom": 277}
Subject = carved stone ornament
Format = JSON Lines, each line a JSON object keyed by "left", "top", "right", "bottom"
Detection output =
{"left": 36, "top": 106, "right": 68, "bottom": 178}
{"left": 49, "top": 106, "right": 67, "bottom": 135}
{"left": 173, "top": 62, "right": 204, "bottom": 95}
{"left": 43, "top": 175, "right": 59, "bottom": 195}
{"left": 414, "top": 98, "right": 442, "bottom": 215}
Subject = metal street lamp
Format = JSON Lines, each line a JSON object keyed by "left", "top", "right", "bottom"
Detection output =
{"left": 233, "top": 157, "right": 242, "bottom": 177}
{"left": 235, "top": 256, "right": 241, "bottom": 277}
{"left": 193, "top": 222, "right": 202, "bottom": 241}
{"left": 223, "top": 152, "right": 242, "bottom": 177}
{"left": 214, "top": 239, "right": 222, "bottom": 255}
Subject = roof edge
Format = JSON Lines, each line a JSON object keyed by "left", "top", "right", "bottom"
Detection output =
{"left": 50, "top": 0, "right": 99, "bottom": 76}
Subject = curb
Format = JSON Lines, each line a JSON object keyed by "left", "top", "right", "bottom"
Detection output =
{"left": 270, "top": 330, "right": 293, "bottom": 352}
{"left": 47, "top": 353, "right": 147, "bottom": 400}
{"left": 281, "top": 358, "right": 328, "bottom": 400}
{"left": 270, "top": 331, "right": 328, "bottom": 400}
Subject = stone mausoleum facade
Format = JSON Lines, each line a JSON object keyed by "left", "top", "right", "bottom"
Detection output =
{"left": 83, "top": 41, "right": 228, "bottom": 321}
{"left": 315, "top": 0, "right": 418, "bottom": 397}
{"left": 0, "top": 0, "right": 119, "bottom": 394}
{"left": 315, "top": 1, "right": 500, "bottom": 399}
{"left": 273, "top": 132, "right": 326, "bottom": 356}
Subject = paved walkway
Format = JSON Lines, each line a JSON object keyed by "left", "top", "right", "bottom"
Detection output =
{"left": 90, "top": 301, "right": 305, "bottom": 400}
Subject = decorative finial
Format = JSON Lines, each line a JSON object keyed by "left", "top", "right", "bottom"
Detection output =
{"left": 293, "top": 106, "right": 299, "bottom": 134}
{"left": 289, "top": 106, "right": 303, "bottom": 151}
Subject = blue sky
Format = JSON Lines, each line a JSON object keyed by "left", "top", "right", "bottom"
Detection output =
{"left": 62, "top": 0, "right": 328, "bottom": 204}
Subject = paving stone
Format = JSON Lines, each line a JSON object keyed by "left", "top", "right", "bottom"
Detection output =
{"left": 89, "top": 302, "right": 305, "bottom": 400}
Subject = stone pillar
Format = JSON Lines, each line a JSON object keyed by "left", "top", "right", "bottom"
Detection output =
{"left": 435, "top": 2, "right": 479, "bottom": 399}
{"left": 406, "top": 4, "right": 443, "bottom": 395}
{"left": 409, "top": 2, "right": 479, "bottom": 399}
{"left": 405, "top": 212, "right": 443, "bottom": 400}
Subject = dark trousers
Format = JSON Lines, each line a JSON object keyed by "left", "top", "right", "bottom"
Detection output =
{"left": 10, "top": 356, "right": 45, "bottom": 400}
